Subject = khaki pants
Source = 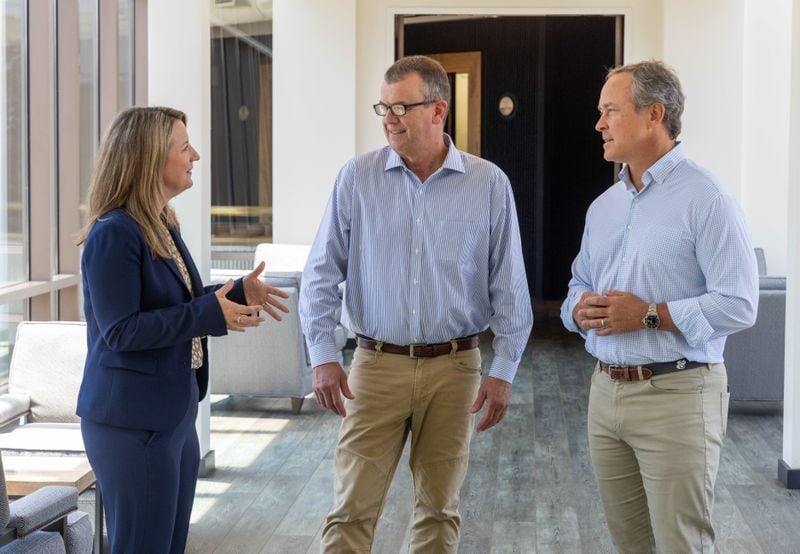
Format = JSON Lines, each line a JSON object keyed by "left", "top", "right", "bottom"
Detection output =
{"left": 588, "top": 363, "right": 729, "bottom": 554}
{"left": 321, "top": 346, "right": 482, "bottom": 553}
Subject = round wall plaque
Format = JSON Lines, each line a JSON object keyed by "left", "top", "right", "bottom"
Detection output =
{"left": 498, "top": 94, "right": 516, "bottom": 118}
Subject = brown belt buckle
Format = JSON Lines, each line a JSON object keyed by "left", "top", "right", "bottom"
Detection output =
{"left": 608, "top": 364, "right": 628, "bottom": 381}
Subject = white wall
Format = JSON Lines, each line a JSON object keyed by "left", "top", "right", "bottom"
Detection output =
{"left": 662, "top": 0, "right": 745, "bottom": 199}
{"left": 741, "top": 0, "right": 792, "bottom": 275}
{"left": 663, "top": 0, "right": 792, "bottom": 275}
{"left": 272, "top": 0, "right": 356, "bottom": 245}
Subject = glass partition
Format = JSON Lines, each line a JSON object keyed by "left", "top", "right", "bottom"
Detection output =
{"left": 210, "top": 3, "right": 273, "bottom": 259}
{"left": 1, "top": 0, "right": 28, "bottom": 291}
{"left": 0, "top": 301, "right": 24, "bottom": 381}
{"left": 117, "top": 0, "right": 134, "bottom": 109}
{"left": 78, "top": 0, "right": 98, "bottom": 224}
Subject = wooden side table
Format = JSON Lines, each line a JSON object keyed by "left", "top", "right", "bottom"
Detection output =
{"left": 4, "top": 455, "right": 104, "bottom": 554}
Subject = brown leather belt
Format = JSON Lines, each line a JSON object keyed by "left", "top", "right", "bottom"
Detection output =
{"left": 598, "top": 359, "right": 707, "bottom": 381}
{"left": 356, "top": 335, "right": 479, "bottom": 358}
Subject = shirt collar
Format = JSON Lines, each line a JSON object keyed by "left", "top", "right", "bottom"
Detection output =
{"left": 619, "top": 142, "right": 686, "bottom": 194}
{"left": 385, "top": 134, "right": 465, "bottom": 174}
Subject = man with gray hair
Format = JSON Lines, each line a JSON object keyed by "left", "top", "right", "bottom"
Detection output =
{"left": 301, "top": 55, "right": 532, "bottom": 552}
{"left": 560, "top": 60, "right": 759, "bottom": 552}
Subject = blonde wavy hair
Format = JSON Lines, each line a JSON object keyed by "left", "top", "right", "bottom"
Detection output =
{"left": 76, "top": 106, "right": 187, "bottom": 258}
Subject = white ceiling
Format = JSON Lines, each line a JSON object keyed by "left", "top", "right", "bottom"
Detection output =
{"left": 211, "top": 0, "right": 272, "bottom": 26}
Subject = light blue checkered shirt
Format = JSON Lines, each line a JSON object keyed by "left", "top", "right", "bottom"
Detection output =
{"left": 560, "top": 143, "right": 759, "bottom": 365}
{"left": 300, "top": 137, "right": 532, "bottom": 382}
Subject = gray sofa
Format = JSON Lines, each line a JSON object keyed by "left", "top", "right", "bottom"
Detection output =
{"left": 723, "top": 275, "right": 786, "bottom": 402}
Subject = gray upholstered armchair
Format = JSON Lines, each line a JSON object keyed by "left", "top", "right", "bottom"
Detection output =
{"left": 0, "top": 451, "right": 93, "bottom": 553}
{"left": 208, "top": 243, "right": 347, "bottom": 413}
{"left": 723, "top": 249, "right": 786, "bottom": 402}
{"left": 0, "top": 322, "right": 86, "bottom": 455}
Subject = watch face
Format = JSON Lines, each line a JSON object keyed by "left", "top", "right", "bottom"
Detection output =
{"left": 644, "top": 314, "right": 660, "bottom": 329}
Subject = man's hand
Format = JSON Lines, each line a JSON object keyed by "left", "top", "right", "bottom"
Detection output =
{"left": 470, "top": 377, "right": 511, "bottom": 432}
{"left": 312, "top": 362, "right": 354, "bottom": 417}
{"left": 242, "top": 261, "right": 291, "bottom": 321}
{"left": 578, "top": 290, "right": 649, "bottom": 335}
{"left": 572, "top": 290, "right": 601, "bottom": 330}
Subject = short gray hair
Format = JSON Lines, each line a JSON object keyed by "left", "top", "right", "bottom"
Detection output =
{"left": 384, "top": 55, "right": 451, "bottom": 106}
{"left": 607, "top": 60, "right": 685, "bottom": 139}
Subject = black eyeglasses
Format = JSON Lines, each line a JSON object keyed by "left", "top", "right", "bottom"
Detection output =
{"left": 373, "top": 100, "right": 437, "bottom": 117}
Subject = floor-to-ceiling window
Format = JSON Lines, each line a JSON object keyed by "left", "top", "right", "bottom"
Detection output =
{"left": 117, "top": 0, "right": 134, "bottom": 109}
{"left": 0, "top": 0, "right": 28, "bottom": 380}
{"left": 0, "top": 0, "right": 145, "bottom": 385}
{"left": 78, "top": 0, "right": 98, "bottom": 222}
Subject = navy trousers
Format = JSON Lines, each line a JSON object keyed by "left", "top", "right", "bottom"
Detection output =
{"left": 82, "top": 379, "right": 200, "bottom": 554}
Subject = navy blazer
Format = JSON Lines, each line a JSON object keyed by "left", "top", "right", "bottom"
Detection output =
{"left": 77, "top": 209, "right": 245, "bottom": 431}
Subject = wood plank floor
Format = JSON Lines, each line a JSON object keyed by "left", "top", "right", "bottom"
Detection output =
{"left": 187, "top": 323, "right": 800, "bottom": 553}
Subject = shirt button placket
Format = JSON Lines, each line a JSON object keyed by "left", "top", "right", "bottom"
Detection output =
{"left": 410, "top": 182, "right": 424, "bottom": 340}
{"left": 622, "top": 196, "right": 639, "bottom": 264}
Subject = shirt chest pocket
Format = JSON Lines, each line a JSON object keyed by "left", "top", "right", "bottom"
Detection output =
{"left": 637, "top": 223, "right": 693, "bottom": 271}
{"left": 434, "top": 220, "right": 468, "bottom": 263}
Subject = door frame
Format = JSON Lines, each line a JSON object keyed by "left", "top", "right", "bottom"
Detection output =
{"left": 392, "top": 7, "right": 631, "bottom": 67}
{"left": 425, "top": 51, "right": 481, "bottom": 156}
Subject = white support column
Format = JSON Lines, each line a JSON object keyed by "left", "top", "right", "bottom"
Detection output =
{"left": 148, "top": 0, "right": 214, "bottom": 476}
{"left": 272, "top": 0, "right": 356, "bottom": 244}
{"left": 780, "top": 0, "right": 800, "bottom": 489}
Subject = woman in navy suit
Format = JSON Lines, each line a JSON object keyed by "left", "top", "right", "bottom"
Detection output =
{"left": 76, "top": 106, "right": 288, "bottom": 553}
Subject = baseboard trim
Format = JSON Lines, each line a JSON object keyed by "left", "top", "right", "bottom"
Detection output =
{"left": 778, "top": 458, "right": 800, "bottom": 489}
{"left": 199, "top": 449, "right": 216, "bottom": 478}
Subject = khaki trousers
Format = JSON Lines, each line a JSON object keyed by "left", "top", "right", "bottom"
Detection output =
{"left": 588, "top": 363, "right": 729, "bottom": 554}
{"left": 321, "top": 346, "right": 482, "bottom": 554}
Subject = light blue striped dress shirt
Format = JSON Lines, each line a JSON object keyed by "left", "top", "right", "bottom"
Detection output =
{"left": 560, "top": 143, "right": 759, "bottom": 365}
{"left": 300, "top": 136, "right": 532, "bottom": 382}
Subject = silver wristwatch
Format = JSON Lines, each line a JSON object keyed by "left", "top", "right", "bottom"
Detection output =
{"left": 643, "top": 303, "right": 661, "bottom": 330}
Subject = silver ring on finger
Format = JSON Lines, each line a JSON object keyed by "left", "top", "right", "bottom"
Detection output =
{"left": 600, "top": 319, "right": 605, "bottom": 328}
{"left": 237, "top": 315, "right": 242, "bottom": 325}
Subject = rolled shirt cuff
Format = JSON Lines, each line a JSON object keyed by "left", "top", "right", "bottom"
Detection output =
{"left": 666, "top": 298, "right": 714, "bottom": 348}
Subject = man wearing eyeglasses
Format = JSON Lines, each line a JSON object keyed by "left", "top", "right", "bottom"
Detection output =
{"left": 300, "top": 55, "right": 532, "bottom": 553}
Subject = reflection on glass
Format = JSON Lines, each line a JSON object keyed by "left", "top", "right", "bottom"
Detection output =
{"left": 1, "top": 1, "right": 27, "bottom": 289}
{"left": 210, "top": 9, "right": 273, "bottom": 249}
{"left": 117, "top": 0, "right": 134, "bottom": 109}
{"left": 79, "top": 0, "right": 98, "bottom": 224}
{"left": 0, "top": 301, "right": 25, "bottom": 381}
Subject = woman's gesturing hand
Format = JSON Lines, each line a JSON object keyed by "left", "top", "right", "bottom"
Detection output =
{"left": 214, "top": 279, "right": 265, "bottom": 332}
{"left": 242, "top": 261, "right": 291, "bottom": 321}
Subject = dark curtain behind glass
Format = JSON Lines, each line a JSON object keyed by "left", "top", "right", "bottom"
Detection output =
{"left": 210, "top": 33, "right": 272, "bottom": 241}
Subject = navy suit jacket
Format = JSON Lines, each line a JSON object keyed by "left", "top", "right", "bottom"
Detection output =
{"left": 77, "top": 209, "right": 245, "bottom": 431}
